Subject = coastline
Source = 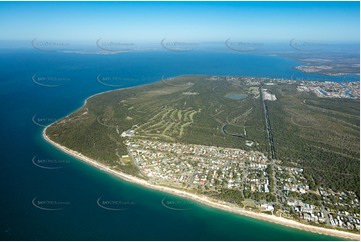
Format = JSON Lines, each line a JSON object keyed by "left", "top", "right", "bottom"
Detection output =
{"left": 42, "top": 127, "right": 359, "bottom": 241}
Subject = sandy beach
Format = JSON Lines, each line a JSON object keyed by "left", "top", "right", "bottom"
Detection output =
{"left": 43, "top": 127, "right": 359, "bottom": 241}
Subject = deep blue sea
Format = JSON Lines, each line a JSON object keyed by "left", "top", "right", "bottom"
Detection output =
{"left": 0, "top": 49, "right": 355, "bottom": 240}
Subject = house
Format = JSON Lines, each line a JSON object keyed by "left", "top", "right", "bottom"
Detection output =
{"left": 301, "top": 203, "right": 313, "bottom": 213}
{"left": 303, "top": 213, "right": 311, "bottom": 221}
{"left": 264, "top": 184, "right": 269, "bottom": 193}
{"left": 261, "top": 204, "right": 274, "bottom": 211}
{"left": 121, "top": 129, "right": 135, "bottom": 137}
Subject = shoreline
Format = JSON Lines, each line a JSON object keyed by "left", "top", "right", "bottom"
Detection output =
{"left": 42, "top": 127, "right": 359, "bottom": 241}
{"left": 53, "top": 82, "right": 153, "bottom": 126}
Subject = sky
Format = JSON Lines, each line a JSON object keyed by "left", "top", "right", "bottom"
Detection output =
{"left": 0, "top": 1, "right": 359, "bottom": 43}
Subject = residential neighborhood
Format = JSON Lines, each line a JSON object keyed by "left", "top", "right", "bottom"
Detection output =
{"left": 125, "top": 138, "right": 360, "bottom": 232}
{"left": 297, "top": 80, "right": 360, "bottom": 99}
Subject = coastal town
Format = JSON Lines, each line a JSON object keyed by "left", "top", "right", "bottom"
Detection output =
{"left": 225, "top": 75, "right": 360, "bottom": 99}
{"left": 124, "top": 138, "right": 360, "bottom": 232}
{"left": 44, "top": 73, "right": 359, "bottom": 240}
{"left": 296, "top": 80, "right": 360, "bottom": 99}
{"left": 294, "top": 64, "right": 359, "bottom": 77}
{"left": 115, "top": 76, "right": 360, "bottom": 233}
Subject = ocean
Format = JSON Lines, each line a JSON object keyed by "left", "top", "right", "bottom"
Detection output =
{"left": 0, "top": 49, "right": 354, "bottom": 240}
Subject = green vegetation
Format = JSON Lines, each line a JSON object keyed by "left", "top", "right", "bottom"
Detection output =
{"left": 265, "top": 83, "right": 359, "bottom": 194}
{"left": 244, "top": 190, "right": 276, "bottom": 202}
{"left": 47, "top": 75, "right": 268, "bottom": 173}
{"left": 266, "top": 165, "right": 275, "bottom": 192}
{"left": 46, "top": 75, "right": 359, "bottom": 196}
{"left": 206, "top": 189, "right": 244, "bottom": 206}
{"left": 136, "top": 106, "right": 200, "bottom": 141}
{"left": 301, "top": 192, "right": 322, "bottom": 206}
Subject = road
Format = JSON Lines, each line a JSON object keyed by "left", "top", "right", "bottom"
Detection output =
{"left": 259, "top": 85, "right": 276, "bottom": 159}
{"left": 259, "top": 85, "right": 279, "bottom": 206}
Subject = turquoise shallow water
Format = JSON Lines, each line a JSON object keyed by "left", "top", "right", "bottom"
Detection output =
{"left": 0, "top": 49, "right": 353, "bottom": 240}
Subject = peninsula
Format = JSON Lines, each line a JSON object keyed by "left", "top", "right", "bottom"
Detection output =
{"left": 44, "top": 75, "right": 360, "bottom": 240}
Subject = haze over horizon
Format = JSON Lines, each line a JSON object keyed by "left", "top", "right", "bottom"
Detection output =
{"left": 0, "top": 1, "right": 359, "bottom": 45}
